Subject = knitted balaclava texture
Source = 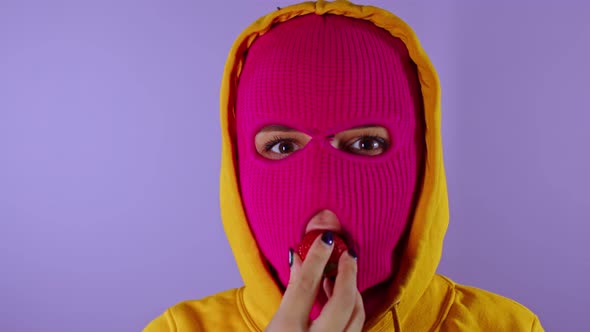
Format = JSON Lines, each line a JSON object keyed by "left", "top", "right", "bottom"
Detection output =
{"left": 236, "top": 13, "right": 424, "bottom": 317}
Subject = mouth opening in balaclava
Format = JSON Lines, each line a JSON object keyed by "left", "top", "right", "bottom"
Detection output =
{"left": 235, "top": 13, "right": 425, "bottom": 319}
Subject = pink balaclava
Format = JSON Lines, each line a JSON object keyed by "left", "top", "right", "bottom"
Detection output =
{"left": 236, "top": 14, "right": 424, "bottom": 315}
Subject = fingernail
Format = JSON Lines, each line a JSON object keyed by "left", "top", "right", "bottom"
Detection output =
{"left": 348, "top": 249, "right": 357, "bottom": 260}
{"left": 321, "top": 231, "right": 334, "bottom": 246}
{"left": 288, "top": 248, "right": 294, "bottom": 268}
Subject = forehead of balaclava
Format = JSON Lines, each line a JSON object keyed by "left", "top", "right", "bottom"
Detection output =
{"left": 235, "top": 13, "right": 424, "bottom": 313}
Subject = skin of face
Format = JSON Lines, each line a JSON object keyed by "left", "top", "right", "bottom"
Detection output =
{"left": 255, "top": 125, "right": 390, "bottom": 160}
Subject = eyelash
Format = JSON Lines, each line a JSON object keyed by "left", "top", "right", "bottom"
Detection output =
{"left": 263, "top": 135, "right": 389, "bottom": 153}
{"left": 263, "top": 136, "right": 294, "bottom": 152}
{"left": 347, "top": 135, "right": 389, "bottom": 150}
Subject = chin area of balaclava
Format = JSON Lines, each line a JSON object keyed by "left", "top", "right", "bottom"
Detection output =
{"left": 235, "top": 13, "right": 424, "bottom": 315}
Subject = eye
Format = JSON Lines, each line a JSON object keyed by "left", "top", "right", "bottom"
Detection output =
{"left": 345, "top": 136, "right": 389, "bottom": 156}
{"left": 264, "top": 137, "right": 300, "bottom": 157}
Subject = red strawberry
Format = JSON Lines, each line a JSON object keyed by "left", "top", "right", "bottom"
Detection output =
{"left": 296, "top": 230, "right": 349, "bottom": 277}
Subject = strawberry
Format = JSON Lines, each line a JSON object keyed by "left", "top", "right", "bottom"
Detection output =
{"left": 296, "top": 230, "right": 349, "bottom": 277}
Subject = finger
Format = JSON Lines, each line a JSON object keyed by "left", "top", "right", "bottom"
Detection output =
{"left": 323, "top": 277, "right": 334, "bottom": 299}
{"left": 280, "top": 233, "right": 334, "bottom": 323}
{"left": 290, "top": 247, "right": 302, "bottom": 277}
{"left": 312, "top": 251, "right": 357, "bottom": 331}
{"left": 268, "top": 251, "right": 303, "bottom": 328}
{"left": 344, "top": 291, "right": 366, "bottom": 332}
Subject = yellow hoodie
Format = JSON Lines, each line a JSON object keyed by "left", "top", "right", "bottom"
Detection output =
{"left": 144, "top": 1, "right": 544, "bottom": 331}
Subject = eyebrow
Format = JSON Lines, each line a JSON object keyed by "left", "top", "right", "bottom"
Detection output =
{"left": 354, "top": 125, "right": 378, "bottom": 129}
{"left": 259, "top": 125, "right": 297, "bottom": 133}
{"left": 259, "top": 124, "right": 380, "bottom": 133}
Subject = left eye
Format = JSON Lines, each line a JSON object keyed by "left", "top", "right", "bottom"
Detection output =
{"left": 346, "top": 136, "right": 388, "bottom": 155}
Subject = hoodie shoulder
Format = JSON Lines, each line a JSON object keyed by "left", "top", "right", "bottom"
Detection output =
{"left": 143, "top": 288, "right": 251, "bottom": 332}
{"left": 439, "top": 276, "right": 544, "bottom": 331}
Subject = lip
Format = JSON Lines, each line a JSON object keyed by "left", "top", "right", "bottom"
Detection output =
{"left": 302, "top": 227, "right": 354, "bottom": 250}
{"left": 304, "top": 210, "right": 342, "bottom": 233}
{"left": 301, "top": 209, "right": 357, "bottom": 250}
{"left": 305, "top": 224, "right": 342, "bottom": 234}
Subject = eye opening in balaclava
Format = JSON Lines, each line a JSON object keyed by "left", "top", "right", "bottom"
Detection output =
{"left": 250, "top": 124, "right": 397, "bottom": 163}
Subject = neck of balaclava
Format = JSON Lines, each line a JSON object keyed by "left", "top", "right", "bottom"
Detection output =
{"left": 361, "top": 238, "right": 406, "bottom": 321}
{"left": 363, "top": 279, "right": 394, "bottom": 320}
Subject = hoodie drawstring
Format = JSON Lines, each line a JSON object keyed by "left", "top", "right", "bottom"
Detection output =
{"left": 392, "top": 301, "right": 401, "bottom": 331}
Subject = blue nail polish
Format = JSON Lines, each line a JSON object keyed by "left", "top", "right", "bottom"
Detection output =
{"left": 348, "top": 249, "right": 357, "bottom": 260}
{"left": 288, "top": 248, "right": 294, "bottom": 267}
{"left": 321, "top": 231, "right": 334, "bottom": 246}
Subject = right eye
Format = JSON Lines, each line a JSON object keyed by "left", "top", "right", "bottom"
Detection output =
{"left": 344, "top": 135, "right": 389, "bottom": 156}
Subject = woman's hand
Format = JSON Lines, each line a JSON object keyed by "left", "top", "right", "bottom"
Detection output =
{"left": 266, "top": 232, "right": 365, "bottom": 332}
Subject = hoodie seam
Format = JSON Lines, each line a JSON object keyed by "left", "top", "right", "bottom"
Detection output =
{"left": 165, "top": 308, "right": 178, "bottom": 332}
{"left": 530, "top": 314, "right": 541, "bottom": 332}
{"left": 429, "top": 275, "right": 456, "bottom": 331}
{"left": 237, "top": 287, "right": 262, "bottom": 332}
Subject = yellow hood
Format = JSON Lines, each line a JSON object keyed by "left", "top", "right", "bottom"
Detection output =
{"left": 219, "top": 0, "right": 448, "bottom": 329}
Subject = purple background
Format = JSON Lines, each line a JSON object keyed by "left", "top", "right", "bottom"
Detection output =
{"left": 1, "top": 1, "right": 588, "bottom": 331}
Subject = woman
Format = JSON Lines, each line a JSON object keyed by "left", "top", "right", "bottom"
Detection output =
{"left": 145, "top": 1, "right": 543, "bottom": 331}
